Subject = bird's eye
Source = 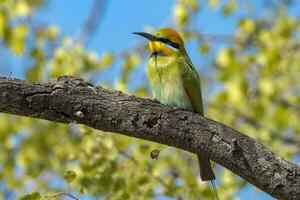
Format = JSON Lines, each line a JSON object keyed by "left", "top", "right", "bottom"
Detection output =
{"left": 160, "top": 38, "right": 171, "bottom": 44}
{"left": 165, "top": 39, "right": 172, "bottom": 44}
{"left": 159, "top": 38, "right": 179, "bottom": 49}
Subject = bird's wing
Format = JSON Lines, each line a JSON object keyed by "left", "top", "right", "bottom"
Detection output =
{"left": 180, "top": 56, "right": 216, "bottom": 182}
{"left": 180, "top": 56, "right": 204, "bottom": 115}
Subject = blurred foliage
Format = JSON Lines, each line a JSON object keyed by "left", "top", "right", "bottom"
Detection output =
{"left": 1, "top": 0, "right": 300, "bottom": 199}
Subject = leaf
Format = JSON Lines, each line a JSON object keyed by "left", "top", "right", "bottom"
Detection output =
{"left": 64, "top": 170, "right": 77, "bottom": 183}
{"left": 150, "top": 149, "right": 160, "bottom": 159}
{"left": 199, "top": 43, "right": 210, "bottom": 54}
{"left": 259, "top": 78, "right": 274, "bottom": 96}
{"left": 8, "top": 24, "right": 28, "bottom": 56}
{"left": 216, "top": 48, "right": 234, "bottom": 68}
{"left": 222, "top": 0, "right": 236, "bottom": 16}
{"left": 47, "top": 25, "right": 59, "bottom": 40}
{"left": 99, "top": 52, "right": 114, "bottom": 68}
{"left": 14, "top": 1, "right": 31, "bottom": 17}
{"left": 0, "top": 12, "right": 7, "bottom": 39}
{"left": 20, "top": 192, "right": 41, "bottom": 200}
{"left": 173, "top": 3, "right": 188, "bottom": 26}
{"left": 208, "top": 0, "right": 219, "bottom": 8}
{"left": 239, "top": 18, "right": 256, "bottom": 33}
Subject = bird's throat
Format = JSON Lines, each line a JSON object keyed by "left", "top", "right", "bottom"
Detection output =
{"left": 150, "top": 52, "right": 166, "bottom": 58}
{"left": 149, "top": 41, "right": 175, "bottom": 56}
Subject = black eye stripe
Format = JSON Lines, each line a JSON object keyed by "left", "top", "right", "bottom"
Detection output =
{"left": 158, "top": 38, "right": 180, "bottom": 49}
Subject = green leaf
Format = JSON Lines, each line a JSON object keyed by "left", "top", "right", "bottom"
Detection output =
{"left": 199, "top": 43, "right": 210, "bottom": 54}
{"left": 222, "top": 0, "right": 236, "bottom": 16}
{"left": 64, "top": 170, "right": 77, "bottom": 183}
{"left": 150, "top": 149, "right": 160, "bottom": 159}
{"left": 208, "top": 0, "right": 219, "bottom": 8}
{"left": 173, "top": 3, "right": 188, "bottom": 26}
{"left": 99, "top": 52, "right": 114, "bottom": 68}
{"left": 0, "top": 12, "right": 7, "bottom": 39}
{"left": 14, "top": 1, "right": 31, "bottom": 17}
{"left": 8, "top": 24, "right": 28, "bottom": 56}
{"left": 20, "top": 192, "right": 41, "bottom": 200}
{"left": 239, "top": 18, "right": 256, "bottom": 33}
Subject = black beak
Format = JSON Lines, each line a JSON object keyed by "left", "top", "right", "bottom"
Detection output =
{"left": 132, "top": 32, "right": 158, "bottom": 41}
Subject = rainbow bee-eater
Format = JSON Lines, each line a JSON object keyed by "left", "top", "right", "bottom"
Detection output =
{"left": 133, "top": 28, "right": 218, "bottom": 197}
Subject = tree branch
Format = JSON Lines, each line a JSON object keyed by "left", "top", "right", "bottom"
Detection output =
{"left": 0, "top": 76, "right": 299, "bottom": 199}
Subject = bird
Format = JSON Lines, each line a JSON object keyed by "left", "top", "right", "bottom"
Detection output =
{"left": 133, "top": 28, "right": 218, "bottom": 199}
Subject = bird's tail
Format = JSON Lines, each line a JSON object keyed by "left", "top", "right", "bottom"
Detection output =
{"left": 210, "top": 180, "right": 219, "bottom": 200}
{"left": 198, "top": 155, "right": 219, "bottom": 200}
{"left": 197, "top": 155, "right": 215, "bottom": 181}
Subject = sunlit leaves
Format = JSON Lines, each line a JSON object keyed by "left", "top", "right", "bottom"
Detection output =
{"left": 211, "top": 12, "right": 300, "bottom": 167}
{"left": 219, "top": 170, "right": 244, "bottom": 200}
{"left": 8, "top": 24, "right": 28, "bottom": 55}
{"left": 27, "top": 47, "right": 45, "bottom": 80}
{"left": 20, "top": 192, "right": 41, "bottom": 200}
{"left": 239, "top": 18, "right": 256, "bottom": 34}
{"left": 49, "top": 39, "right": 107, "bottom": 77}
{"left": 64, "top": 170, "right": 77, "bottom": 183}
{"left": 99, "top": 52, "right": 114, "bottom": 68}
{"left": 259, "top": 78, "right": 274, "bottom": 96}
{"left": 50, "top": 44, "right": 82, "bottom": 76}
{"left": 216, "top": 48, "right": 234, "bottom": 68}
{"left": 13, "top": 1, "right": 31, "bottom": 17}
{"left": 199, "top": 43, "right": 210, "bottom": 54}
{"left": 0, "top": 12, "right": 7, "bottom": 39}
{"left": 173, "top": 0, "right": 199, "bottom": 27}
{"left": 118, "top": 53, "right": 141, "bottom": 91}
{"left": 36, "top": 25, "right": 59, "bottom": 41}
{"left": 226, "top": 77, "right": 247, "bottom": 107}
{"left": 173, "top": 3, "right": 189, "bottom": 27}
{"left": 222, "top": 0, "right": 236, "bottom": 16}
{"left": 0, "top": 0, "right": 38, "bottom": 55}
{"left": 208, "top": 0, "right": 219, "bottom": 8}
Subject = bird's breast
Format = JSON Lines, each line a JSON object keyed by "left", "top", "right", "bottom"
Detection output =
{"left": 147, "top": 55, "right": 194, "bottom": 111}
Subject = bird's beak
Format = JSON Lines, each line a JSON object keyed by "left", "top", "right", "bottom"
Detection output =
{"left": 132, "top": 32, "right": 158, "bottom": 41}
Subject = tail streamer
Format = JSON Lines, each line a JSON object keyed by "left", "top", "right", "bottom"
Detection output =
{"left": 210, "top": 180, "right": 219, "bottom": 200}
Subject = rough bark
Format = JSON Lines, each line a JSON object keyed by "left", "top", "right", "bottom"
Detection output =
{"left": 0, "top": 76, "right": 299, "bottom": 199}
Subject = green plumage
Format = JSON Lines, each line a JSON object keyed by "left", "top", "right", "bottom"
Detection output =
{"left": 148, "top": 50, "right": 215, "bottom": 182}
{"left": 148, "top": 51, "right": 202, "bottom": 114}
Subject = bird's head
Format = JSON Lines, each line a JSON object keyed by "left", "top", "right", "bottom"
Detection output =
{"left": 133, "top": 28, "right": 185, "bottom": 56}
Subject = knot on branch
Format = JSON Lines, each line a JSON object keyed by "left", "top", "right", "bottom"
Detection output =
{"left": 230, "top": 138, "right": 241, "bottom": 153}
{"left": 143, "top": 116, "right": 160, "bottom": 129}
{"left": 74, "top": 111, "right": 84, "bottom": 118}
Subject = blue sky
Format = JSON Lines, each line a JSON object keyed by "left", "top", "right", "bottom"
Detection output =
{"left": 36, "top": 1, "right": 237, "bottom": 65}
